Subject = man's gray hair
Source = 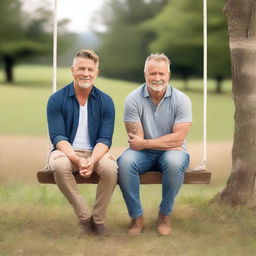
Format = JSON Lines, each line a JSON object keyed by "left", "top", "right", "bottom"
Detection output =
{"left": 144, "top": 53, "right": 171, "bottom": 72}
{"left": 73, "top": 49, "right": 99, "bottom": 68}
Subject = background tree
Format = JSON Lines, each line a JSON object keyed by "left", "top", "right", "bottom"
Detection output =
{"left": 217, "top": 0, "right": 256, "bottom": 206}
{"left": 142, "top": 0, "right": 231, "bottom": 93}
{"left": 142, "top": 0, "right": 202, "bottom": 89}
{"left": 95, "top": 0, "right": 168, "bottom": 82}
{"left": 208, "top": 0, "right": 231, "bottom": 93}
{"left": 0, "top": 0, "right": 69, "bottom": 83}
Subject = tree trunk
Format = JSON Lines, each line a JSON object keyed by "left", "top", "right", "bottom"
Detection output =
{"left": 218, "top": 0, "right": 256, "bottom": 207}
{"left": 3, "top": 55, "right": 14, "bottom": 83}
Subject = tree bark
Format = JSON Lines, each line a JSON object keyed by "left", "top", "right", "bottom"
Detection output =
{"left": 3, "top": 55, "right": 14, "bottom": 83}
{"left": 217, "top": 0, "right": 256, "bottom": 207}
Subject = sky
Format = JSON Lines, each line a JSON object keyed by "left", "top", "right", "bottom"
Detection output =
{"left": 22, "top": 0, "right": 106, "bottom": 33}
{"left": 57, "top": 0, "right": 105, "bottom": 32}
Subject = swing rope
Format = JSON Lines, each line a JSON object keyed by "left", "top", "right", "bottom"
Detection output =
{"left": 45, "top": 0, "right": 58, "bottom": 164}
{"left": 202, "top": 0, "right": 208, "bottom": 168}
{"left": 193, "top": 0, "right": 208, "bottom": 171}
{"left": 52, "top": 0, "right": 58, "bottom": 94}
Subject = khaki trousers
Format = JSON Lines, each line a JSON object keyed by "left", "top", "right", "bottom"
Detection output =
{"left": 48, "top": 150, "right": 118, "bottom": 224}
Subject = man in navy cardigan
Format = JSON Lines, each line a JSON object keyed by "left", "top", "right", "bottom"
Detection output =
{"left": 47, "top": 49, "right": 117, "bottom": 236}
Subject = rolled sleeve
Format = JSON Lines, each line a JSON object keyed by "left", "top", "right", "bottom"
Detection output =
{"left": 96, "top": 96, "right": 115, "bottom": 148}
{"left": 52, "top": 135, "right": 69, "bottom": 147}
{"left": 47, "top": 94, "right": 69, "bottom": 147}
{"left": 96, "top": 138, "right": 112, "bottom": 148}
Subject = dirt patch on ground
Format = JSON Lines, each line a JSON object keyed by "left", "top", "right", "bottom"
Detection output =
{"left": 0, "top": 135, "right": 232, "bottom": 185}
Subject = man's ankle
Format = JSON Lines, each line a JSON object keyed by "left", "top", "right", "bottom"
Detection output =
{"left": 91, "top": 217, "right": 108, "bottom": 236}
{"left": 157, "top": 212, "right": 171, "bottom": 236}
{"left": 128, "top": 215, "right": 145, "bottom": 236}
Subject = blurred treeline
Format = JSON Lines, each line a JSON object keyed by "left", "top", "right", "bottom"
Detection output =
{"left": 0, "top": 0, "right": 70, "bottom": 83}
{"left": 0, "top": 0, "right": 230, "bottom": 93}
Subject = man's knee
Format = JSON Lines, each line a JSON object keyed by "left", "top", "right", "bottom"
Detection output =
{"left": 117, "top": 150, "right": 138, "bottom": 172}
{"left": 49, "top": 151, "right": 72, "bottom": 173}
{"left": 161, "top": 151, "right": 190, "bottom": 173}
{"left": 97, "top": 153, "right": 118, "bottom": 180}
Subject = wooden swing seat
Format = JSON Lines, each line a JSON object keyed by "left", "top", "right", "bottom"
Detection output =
{"left": 37, "top": 168, "right": 211, "bottom": 185}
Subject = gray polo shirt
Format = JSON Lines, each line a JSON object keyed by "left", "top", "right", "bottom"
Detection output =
{"left": 124, "top": 84, "right": 192, "bottom": 146}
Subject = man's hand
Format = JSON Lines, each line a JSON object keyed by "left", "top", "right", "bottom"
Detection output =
{"left": 128, "top": 133, "right": 147, "bottom": 151}
{"left": 78, "top": 157, "right": 95, "bottom": 178}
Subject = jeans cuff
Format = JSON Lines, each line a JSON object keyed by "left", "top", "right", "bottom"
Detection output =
{"left": 129, "top": 210, "right": 144, "bottom": 218}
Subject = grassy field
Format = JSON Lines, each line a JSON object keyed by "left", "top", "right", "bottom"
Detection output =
{"left": 0, "top": 65, "right": 234, "bottom": 145}
{"left": 1, "top": 65, "right": 253, "bottom": 256}
{"left": 1, "top": 183, "right": 256, "bottom": 256}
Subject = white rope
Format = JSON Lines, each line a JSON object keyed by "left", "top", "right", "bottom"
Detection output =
{"left": 45, "top": 0, "right": 58, "bottom": 166}
{"left": 193, "top": 0, "right": 207, "bottom": 171}
{"left": 202, "top": 0, "right": 207, "bottom": 166}
{"left": 52, "top": 0, "right": 58, "bottom": 93}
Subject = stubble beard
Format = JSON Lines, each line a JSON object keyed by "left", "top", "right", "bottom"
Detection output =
{"left": 148, "top": 82, "right": 166, "bottom": 92}
{"left": 78, "top": 82, "right": 92, "bottom": 89}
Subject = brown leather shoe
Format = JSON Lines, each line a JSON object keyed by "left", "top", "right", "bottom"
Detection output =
{"left": 91, "top": 217, "right": 108, "bottom": 236}
{"left": 80, "top": 217, "right": 93, "bottom": 235}
{"left": 157, "top": 213, "right": 171, "bottom": 235}
{"left": 128, "top": 216, "right": 145, "bottom": 236}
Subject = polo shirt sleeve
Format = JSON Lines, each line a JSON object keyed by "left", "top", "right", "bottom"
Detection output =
{"left": 124, "top": 94, "right": 141, "bottom": 122}
{"left": 47, "top": 94, "right": 69, "bottom": 147}
{"left": 95, "top": 96, "right": 115, "bottom": 148}
{"left": 174, "top": 95, "right": 192, "bottom": 124}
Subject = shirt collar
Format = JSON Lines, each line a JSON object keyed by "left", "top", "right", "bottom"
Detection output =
{"left": 68, "top": 82, "right": 96, "bottom": 98}
{"left": 68, "top": 82, "right": 75, "bottom": 97}
{"left": 143, "top": 83, "right": 173, "bottom": 98}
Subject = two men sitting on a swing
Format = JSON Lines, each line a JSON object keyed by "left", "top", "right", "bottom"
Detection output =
{"left": 47, "top": 49, "right": 192, "bottom": 236}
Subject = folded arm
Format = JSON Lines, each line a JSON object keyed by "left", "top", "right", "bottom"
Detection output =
{"left": 126, "top": 122, "right": 192, "bottom": 151}
{"left": 125, "top": 121, "right": 144, "bottom": 138}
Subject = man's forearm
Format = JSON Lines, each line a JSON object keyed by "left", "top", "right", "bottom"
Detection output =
{"left": 125, "top": 122, "right": 144, "bottom": 138}
{"left": 56, "top": 140, "right": 80, "bottom": 166}
{"left": 145, "top": 122, "right": 192, "bottom": 150}
{"left": 145, "top": 133, "right": 184, "bottom": 150}
{"left": 90, "top": 142, "right": 109, "bottom": 163}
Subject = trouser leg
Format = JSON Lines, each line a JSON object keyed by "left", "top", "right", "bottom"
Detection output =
{"left": 157, "top": 150, "right": 190, "bottom": 215}
{"left": 92, "top": 152, "right": 118, "bottom": 224}
{"left": 117, "top": 149, "right": 154, "bottom": 218}
{"left": 48, "top": 150, "right": 91, "bottom": 222}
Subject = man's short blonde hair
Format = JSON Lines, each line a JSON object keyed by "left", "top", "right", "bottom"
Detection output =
{"left": 73, "top": 49, "right": 99, "bottom": 68}
{"left": 144, "top": 53, "right": 171, "bottom": 72}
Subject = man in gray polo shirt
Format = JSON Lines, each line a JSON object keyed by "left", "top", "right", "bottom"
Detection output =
{"left": 117, "top": 53, "right": 192, "bottom": 236}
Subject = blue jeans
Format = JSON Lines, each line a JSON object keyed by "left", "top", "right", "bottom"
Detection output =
{"left": 117, "top": 149, "right": 190, "bottom": 218}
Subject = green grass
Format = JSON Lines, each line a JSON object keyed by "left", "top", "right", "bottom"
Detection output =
{"left": 1, "top": 183, "right": 256, "bottom": 256}
{"left": 0, "top": 65, "right": 234, "bottom": 145}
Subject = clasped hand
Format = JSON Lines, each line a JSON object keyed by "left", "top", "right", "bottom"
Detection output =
{"left": 128, "top": 133, "right": 146, "bottom": 150}
{"left": 78, "top": 157, "right": 94, "bottom": 178}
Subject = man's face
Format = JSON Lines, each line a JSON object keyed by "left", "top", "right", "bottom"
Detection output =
{"left": 71, "top": 57, "right": 99, "bottom": 89}
{"left": 144, "top": 60, "right": 170, "bottom": 92}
